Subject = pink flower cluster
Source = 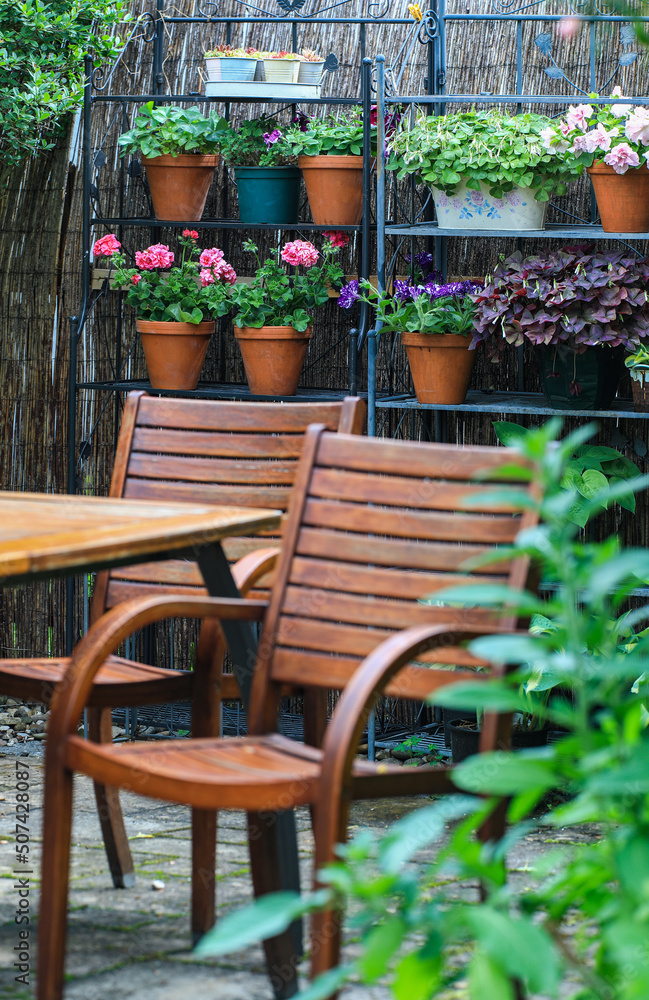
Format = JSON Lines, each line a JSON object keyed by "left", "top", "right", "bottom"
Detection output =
{"left": 135, "top": 243, "right": 174, "bottom": 270}
{"left": 198, "top": 247, "right": 237, "bottom": 286}
{"left": 323, "top": 230, "right": 350, "bottom": 248}
{"left": 93, "top": 234, "right": 121, "bottom": 258}
{"left": 281, "top": 240, "right": 319, "bottom": 268}
{"left": 183, "top": 229, "right": 199, "bottom": 239}
{"left": 603, "top": 142, "right": 640, "bottom": 174}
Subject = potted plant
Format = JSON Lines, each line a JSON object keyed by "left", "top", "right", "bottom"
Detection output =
{"left": 117, "top": 103, "right": 229, "bottom": 221}
{"left": 260, "top": 50, "right": 301, "bottom": 83}
{"left": 625, "top": 344, "right": 649, "bottom": 411}
{"left": 219, "top": 117, "right": 300, "bottom": 224}
{"left": 230, "top": 236, "right": 344, "bottom": 395}
{"left": 204, "top": 45, "right": 260, "bottom": 82}
{"left": 541, "top": 88, "right": 649, "bottom": 232}
{"left": 297, "top": 48, "right": 325, "bottom": 85}
{"left": 338, "top": 254, "right": 482, "bottom": 404}
{"left": 471, "top": 247, "right": 649, "bottom": 409}
{"left": 284, "top": 109, "right": 368, "bottom": 225}
{"left": 93, "top": 231, "right": 236, "bottom": 390}
{"left": 386, "top": 109, "right": 581, "bottom": 231}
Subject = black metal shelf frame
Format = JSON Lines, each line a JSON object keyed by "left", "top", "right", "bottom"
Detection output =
{"left": 70, "top": 0, "right": 437, "bottom": 508}
{"left": 68, "top": 0, "right": 433, "bottom": 656}
{"left": 367, "top": 2, "right": 649, "bottom": 436}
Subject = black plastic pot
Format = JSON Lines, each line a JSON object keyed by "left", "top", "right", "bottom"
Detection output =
{"left": 535, "top": 344, "right": 625, "bottom": 411}
{"left": 449, "top": 719, "right": 549, "bottom": 764}
{"left": 442, "top": 707, "right": 477, "bottom": 747}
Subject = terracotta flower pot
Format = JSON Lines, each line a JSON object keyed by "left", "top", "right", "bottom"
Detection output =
{"left": 400, "top": 331, "right": 476, "bottom": 404}
{"left": 234, "top": 325, "right": 312, "bottom": 395}
{"left": 297, "top": 155, "right": 364, "bottom": 225}
{"left": 137, "top": 320, "right": 215, "bottom": 390}
{"left": 141, "top": 154, "right": 219, "bottom": 221}
{"left": 587, "top": 161, "right": 649, "bottom": 233}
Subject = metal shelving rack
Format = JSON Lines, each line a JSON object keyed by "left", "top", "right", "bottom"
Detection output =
{"left": 69, "top": 1, "right": 435, "bottom": 504}
{"left": 368, "top": 3, "right": 649, "bottom": 436}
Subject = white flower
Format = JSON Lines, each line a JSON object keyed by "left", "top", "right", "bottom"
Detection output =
{"left": 625, "top": 107, "right": 649, "bottom": 145}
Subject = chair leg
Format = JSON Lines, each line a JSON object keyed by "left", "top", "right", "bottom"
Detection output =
{"left": 248, "top": 811, "right": 300, "bottom": 999}
{"left": 192, "top": 808, "right": 217, "bottom": 942}
{"left": 190, "top": 620, "right": 225, "bottom": 939}
{"left": 87, "top": 706, "right": 135, "bottom": 888}
{"left": 37, "top": 763, "right": 74, "bottom": 1000}
{"left": 310, "top": 797, "right": 350, "bottom": 991}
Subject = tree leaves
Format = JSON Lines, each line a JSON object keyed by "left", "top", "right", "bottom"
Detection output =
{"left": 0, "top": 0, "right": 129, "bottom": 166}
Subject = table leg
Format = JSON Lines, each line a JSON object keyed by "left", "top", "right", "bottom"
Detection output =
{"left": 195, "top": 543, "right": 259, "bottom": 708}
{"left": 195, "top": 543, "right": 303, "bottom": 957}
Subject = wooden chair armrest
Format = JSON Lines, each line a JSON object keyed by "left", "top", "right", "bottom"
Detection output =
{"left": 232, "top": 547, "right": 281, "bottom": 596}
{"left": 47, "top": 595, "right": 268, "bottom": 748}
{"left": 319, "top": 623, "right": 522, "bottom": 796}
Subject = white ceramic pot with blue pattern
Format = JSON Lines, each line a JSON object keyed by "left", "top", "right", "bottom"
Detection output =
{"left": 432, "top": 180, "right": 547, "bottom": 231}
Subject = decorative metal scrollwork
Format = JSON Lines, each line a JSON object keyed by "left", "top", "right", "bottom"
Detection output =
{"left": 421, "top": 9, "right": 439, "bottom": 42}
{"left": 493, "top": 0, "right": 649, "bottom": 16}
{"left": 91, "top": 13, "right": 156, "bottom": 92}
{"left": 196, "top": 0, "right": 364, "bottom": 18}
{"left": 535, "top": 23, "right": 638, "bottom": 98}
{"left": 367, "top": 0, "right": 391, "bottom": 18}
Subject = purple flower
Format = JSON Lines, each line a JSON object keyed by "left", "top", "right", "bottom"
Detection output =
{"left": 293, "top": 110, "right": 311, "bottom": 132}
{"left": 338, "top": 279, "right": 360, "bottom": 309}
{"left": 393, "top": 279, "right": 415, "bottom": 301}
{"left": 263, "top": 128, "right": 282, "bottom": 148}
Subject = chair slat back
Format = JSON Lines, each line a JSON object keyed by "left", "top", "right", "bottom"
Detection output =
{"left": 91, "top": 394, "right": 365, "bottom": 618}
{"left": 250, "top": 428, "right": 538, "bottom": 726}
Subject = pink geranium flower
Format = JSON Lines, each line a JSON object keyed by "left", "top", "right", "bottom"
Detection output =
{"left": 603, "top": 142, "right": 640, "bottom": 174}
{"left": 93, "top": 234, "right": 121, "bottom": 257}
{"left": 566, "top": 104, "right": 594, "bottom": 132}
{"left": 625, "top": 108, "right": 649, "bottom": 144}
{"left": 131, "top": 274, "right": 141, "bottom": 285}
{"left": 199, "top": 247, "right": 225, "bottom": 268}
{"left": 200, "top": 262, "right": 237, "bottom": 286}
{"left": 182, "top": 229, "right": 199, "bottom": 239}
{"left": 135, "top": 244, "right": 174, "bottom": 269}
{"left": 323, "top": 231, "right": 350, "bottom": 248}
{"left": 281, "top": 240, "right": 319, "bottom": 268}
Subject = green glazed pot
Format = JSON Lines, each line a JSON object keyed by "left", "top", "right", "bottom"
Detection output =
{"left": 234, "top": 166, "right": 301, "bottom": 224}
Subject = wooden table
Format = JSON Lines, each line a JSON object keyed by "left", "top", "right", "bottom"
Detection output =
{"left": 0, "top": 491, "right": 282, "bottom": 705}
{"left": 0, "top": 491, "right": 303, "bottom": 940}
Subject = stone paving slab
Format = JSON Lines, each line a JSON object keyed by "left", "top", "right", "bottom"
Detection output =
{"left": 0, "top": 749, "right": 596, "bottom": 999}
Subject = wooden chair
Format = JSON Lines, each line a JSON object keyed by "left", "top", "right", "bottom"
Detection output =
{"left": 0, "top": 393, "right": 365, "bottom": 894}
{"left": 38, "top": 428, "right": 538, "bottom": 1000}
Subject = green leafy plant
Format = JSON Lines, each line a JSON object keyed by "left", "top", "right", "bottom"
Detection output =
{"left": 218, "top": 117, "right": 294, "bottom": 167}
{"left": 196, "top": 419, "right": 649, "bottom": 1000}
{"left": 386, "top": 109, "right": 582, "bottom": 201}
{"left": 230, "top": 237, "right": 344, "bottom": 331}
{"left": 284, "top": 109, "right": 366, "bottom": 157}
{"left": 93, "top": 230, "right": 235, "bottom": 323}
{"left": 117, "top": 102, "right": 229, "bottom": 158}
{"left": 0, "top": 0, "right": 129, "bottom": 169}
{"left": 204, "top": 44, "right": 260, "bottom": 57}
{"left": 625, "top": 343, "right": 649, "bottom": 369}
{"left": 493, "top": 420, "right": 640, "bottom": 525}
